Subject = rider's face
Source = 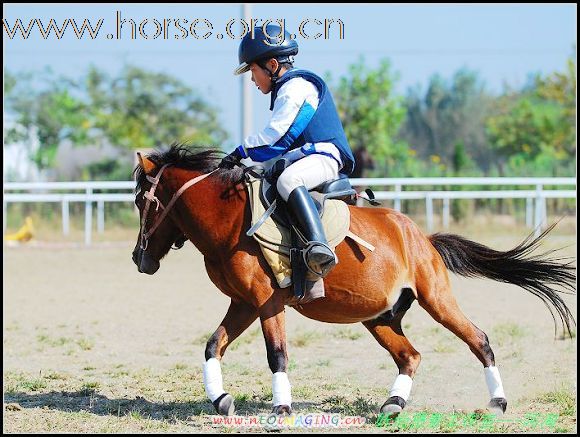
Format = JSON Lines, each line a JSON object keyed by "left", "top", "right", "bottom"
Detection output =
{"left": 250, "top": 61, "right": 274, "bottom": 94}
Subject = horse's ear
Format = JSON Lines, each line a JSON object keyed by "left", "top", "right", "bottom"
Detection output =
{"left": 137, "top": 152, "right": 156, "bottom": 175}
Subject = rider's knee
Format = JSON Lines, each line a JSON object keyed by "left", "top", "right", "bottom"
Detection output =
{"left": 276, "top": 170, "right": 303, "bottom": 201}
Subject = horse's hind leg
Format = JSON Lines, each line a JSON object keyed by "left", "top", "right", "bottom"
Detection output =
{"left": 204, "top": 300, "right": 258, "bottom": 416}
{"left": 363, "top": 312, "right": 421, "bottom": 417}
{"left": 417, "top": 271, "right": 507, "bottom": 414}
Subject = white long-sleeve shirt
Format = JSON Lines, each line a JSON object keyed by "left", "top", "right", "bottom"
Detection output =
{"left": 235, "top": 77, "right": 343, "bottom": 168}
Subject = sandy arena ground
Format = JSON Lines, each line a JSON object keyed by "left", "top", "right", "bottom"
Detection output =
{"left": 3, "top": 228, "right": 577, "bottom": 433}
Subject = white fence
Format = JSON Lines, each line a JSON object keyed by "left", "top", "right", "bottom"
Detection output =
{"left": 4, "top": 182, "right": 135, "bottom": 246}
{"left": 4, "top": 177, "right": 576, "bottom": 245}
{"left": 350, "top": 177, "right": 576, "bottom": 236}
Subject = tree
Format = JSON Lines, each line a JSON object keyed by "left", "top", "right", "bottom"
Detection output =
{"left": 399, "top": 69, "right": 492, "bottom": 174}
{"left": 85, "top": 65, "right": 228, "bottom": 151}
{"left": 485, "top": 55, "right": 576, "bottom": 177}
{"left": 535, "top": 55, "right": 576, "bottom": 158}
{"left": 4, "top": 65, "right": 229, "bottom": 179}
{"left": 329, "top": 57, "right": 419, "bottom": 177}
{"left": 4, "top": 68, "right": 90, "bottom": 171}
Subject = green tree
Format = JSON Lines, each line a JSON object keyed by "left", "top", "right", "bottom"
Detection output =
{"left": 4, "top": 65, "right": 228, "bottom": 178}
{"left": 450, "top": 142, "right": 476, "bottom": 222}
{"left": 535, "top": 56, "right": 576, "bottom": 158}
{"left": 399, "top": 69, "right": 492, "bottom": 174}
{"left": 85, "top": 65, "right": 228, "bottom": 150}
{"left": 4, "top": 68, "right": 91, "bottom": 170}
{"left": 485, "top": 56, "right": 576, "bottom": 177}
{"left": 329, "top": 57, "right": 419, "bottom": 177}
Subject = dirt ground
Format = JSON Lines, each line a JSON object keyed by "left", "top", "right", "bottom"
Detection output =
{"left": 3, "top": 227, "right": 577, "bottom": 433}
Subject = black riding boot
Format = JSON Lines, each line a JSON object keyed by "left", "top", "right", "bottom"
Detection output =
{"left": 286, "top": 186, "right": 337, "bottom": 277}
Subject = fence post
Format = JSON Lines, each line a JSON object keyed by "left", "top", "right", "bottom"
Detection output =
{"left": 85, "top": 188, "right": 93, "bottom": 246}
{"left": 525, "top": 197, "right": 533, "bottom": 228}
{"left": 97, "top": 200, "right": 105, "bottom": 234}
{"left": 542, "top": 193, "right": 548, "bottom": 226}
{"left": 442, "top": 197, "right": 450, "bottom": 230}
{"left": 534, "top": 184, "right": 544, "bottom": 238}
{"left": 62, "top": 198, "right": 70, "bottom": 236}
{"left": 426, "top": 194, "right": 433, "bottom": 233}
{"left": 394, "top": 184, "right": 402, "bottom": 211}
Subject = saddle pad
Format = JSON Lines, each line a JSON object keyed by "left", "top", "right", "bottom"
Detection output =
{"left": 246, "top": 176, "right": 350, "bottom": 288}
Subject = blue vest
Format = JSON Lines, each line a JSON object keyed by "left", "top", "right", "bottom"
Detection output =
{"left": 270, "top": 69, "right": 356, "bottom": 175}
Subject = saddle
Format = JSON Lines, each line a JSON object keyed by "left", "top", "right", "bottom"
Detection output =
{"left": 245, "top": 170, "right": 375, "bottom": 305}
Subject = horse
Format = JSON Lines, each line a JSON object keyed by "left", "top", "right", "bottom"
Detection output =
{"left": 131, "top": 145, "right": 575, "bottom": 418}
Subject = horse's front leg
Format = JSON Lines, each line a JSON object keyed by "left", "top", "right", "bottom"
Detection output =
{"left": 204, "top": 299, "right": 258, "bottom": 416}
{"left": 259, "top": 297, "right": 292, "bottom": 415}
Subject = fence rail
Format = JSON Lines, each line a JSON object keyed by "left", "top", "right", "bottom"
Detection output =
{"left": 4, "top": 177, "right": 576, "bottom": 245}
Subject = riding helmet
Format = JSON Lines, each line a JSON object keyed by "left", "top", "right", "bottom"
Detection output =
{"left": 234, "top": 24, "right": 298, "bottom": 75}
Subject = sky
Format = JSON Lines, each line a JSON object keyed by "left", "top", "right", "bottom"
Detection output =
{"left": 3, "top": 3, "right": 577, "bottom": 150}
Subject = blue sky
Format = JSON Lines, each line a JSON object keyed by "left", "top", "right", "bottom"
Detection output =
{"left": 3, "top": 3, "right": 576, "bottom": 149}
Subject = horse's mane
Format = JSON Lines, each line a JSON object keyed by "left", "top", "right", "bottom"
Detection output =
{"left": 133, "top": 143, "right": 244, "bottom": 193}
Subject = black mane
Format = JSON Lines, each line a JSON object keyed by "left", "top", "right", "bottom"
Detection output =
{"left": 133, "top": 144, "right": 244, "bottom": 193}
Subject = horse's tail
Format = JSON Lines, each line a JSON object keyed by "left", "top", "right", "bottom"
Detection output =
{"left": 428, "top": 222, "right": 576, "bottom": 338}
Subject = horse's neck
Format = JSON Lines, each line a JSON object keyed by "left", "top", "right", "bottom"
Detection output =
{"left": 171, "top": 171, "right": 247, "bottom": 257}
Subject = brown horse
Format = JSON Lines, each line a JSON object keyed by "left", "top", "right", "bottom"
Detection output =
{"left": 132, "top": 145, "right": 575, "bottom": 417}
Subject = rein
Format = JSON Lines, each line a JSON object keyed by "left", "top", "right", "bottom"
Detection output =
{"left": 139, "top": 165, "right": 218, "bottom": 251}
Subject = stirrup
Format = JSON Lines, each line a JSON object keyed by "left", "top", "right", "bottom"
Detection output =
{"left": 302, "top": 241, "right": 337, "bottom": 278}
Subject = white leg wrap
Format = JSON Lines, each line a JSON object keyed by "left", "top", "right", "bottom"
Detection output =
{"left": 272, "top": 372, "right": 292, "bottom": 407}
{"left": 484, "top": 366, "right": 505, "bottom": 399}
{"left": 203, "top": 358, "right": 225, "bottom": 402}
{"left": 389, "top": 374, "right": 413, "bottom": 401}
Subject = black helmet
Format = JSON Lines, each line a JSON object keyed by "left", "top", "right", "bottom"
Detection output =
{"left": 234, "top": 24, "right": 298, "bottom": 75}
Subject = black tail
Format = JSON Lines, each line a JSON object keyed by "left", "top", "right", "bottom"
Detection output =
{"left": 429, "top": 222, "right": 576, "bottom": 338}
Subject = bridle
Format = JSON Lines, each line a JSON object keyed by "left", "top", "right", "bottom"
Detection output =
{"left": 138, "top": 164, "right": 218, "bottom": 251}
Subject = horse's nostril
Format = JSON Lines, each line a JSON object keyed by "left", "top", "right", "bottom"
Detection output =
{"left": 133, "top": 248, "right": 144, "bottom": 268}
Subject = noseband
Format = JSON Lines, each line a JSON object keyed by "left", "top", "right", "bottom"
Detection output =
{"left": 138, "top": 164, "right": 217, "bottom": 251}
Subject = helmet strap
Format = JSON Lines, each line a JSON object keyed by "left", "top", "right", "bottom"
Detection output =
{"left": 258, "top": 59, "right": 286, "bottom": 111}
{"left": 270, "top": 64, "right": 283, "bottom": 84}
{"left": 258, "top": 59, "right": 283, "bottom": 85}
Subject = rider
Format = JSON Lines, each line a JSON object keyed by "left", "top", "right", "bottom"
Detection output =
{"left": 219, "top": 24, "right": 356, "bottom": 278}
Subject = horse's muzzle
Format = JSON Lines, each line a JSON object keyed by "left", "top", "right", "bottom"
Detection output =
{"left": 132, "top": 247, "right": 160, "bottom": 275}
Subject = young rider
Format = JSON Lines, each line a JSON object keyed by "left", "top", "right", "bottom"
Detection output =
{"left": 220, "top": 24, "right": 356, "bottom": 278}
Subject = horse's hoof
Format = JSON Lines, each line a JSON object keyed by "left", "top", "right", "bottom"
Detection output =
{"left": 213, "top": 393, "right": 235, "bottom": 416}
{"left": 488, "top": 397, "right": 507, "bottom": 416}
{"left": 272, "top": 404, "right": 292, "bottom": 416}
{"left": 380, "top": 396, "right": 406, "bottom": 417}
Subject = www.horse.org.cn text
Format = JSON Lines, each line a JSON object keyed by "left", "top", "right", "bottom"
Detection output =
{"left": 3, "top": 12, "right": 345, "bottom": 42}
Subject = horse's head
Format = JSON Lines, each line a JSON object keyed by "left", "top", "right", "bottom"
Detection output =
{"left": 132, "top": 153, "right": 186, "bottom": 274}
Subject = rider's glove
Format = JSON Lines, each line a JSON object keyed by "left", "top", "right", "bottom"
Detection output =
{"left": 218, "top": 148, "right": 243, "bottom": 169}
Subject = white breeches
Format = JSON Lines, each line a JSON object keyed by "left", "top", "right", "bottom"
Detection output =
{"left": 276, "top": 154, "right": 340, "bottom": 201}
